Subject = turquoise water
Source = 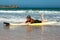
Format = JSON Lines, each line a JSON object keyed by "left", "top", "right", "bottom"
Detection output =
{"left": 0, "top": 8, "right": 60, "bottom": 11}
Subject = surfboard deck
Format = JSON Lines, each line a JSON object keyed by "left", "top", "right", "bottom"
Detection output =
{"left": 8, "top": 21, "right": 56, "bottom": 26}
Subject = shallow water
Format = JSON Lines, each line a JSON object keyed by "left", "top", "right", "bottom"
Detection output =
{"left": 0, "top": 22, "right": 60, "bottom": 40}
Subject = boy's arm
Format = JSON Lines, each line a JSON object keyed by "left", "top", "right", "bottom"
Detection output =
{"left": 25, "top": 21, "right": 28, "bottom": 23}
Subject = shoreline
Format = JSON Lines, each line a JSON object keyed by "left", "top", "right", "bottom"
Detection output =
{"left": 0, "top": 22, "right": 60, "bottom": 40}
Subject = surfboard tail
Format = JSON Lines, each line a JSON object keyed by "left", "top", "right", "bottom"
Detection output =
{"left": 3, "top": 22, "right": 10, "bottom": 26}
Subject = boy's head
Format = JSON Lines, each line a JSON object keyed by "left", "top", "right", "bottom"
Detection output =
{"left": 26, "top": 15, "right": 31, "bottom": 19}
{"left": 26, "top": 15, "right": 31, "bottom": 21}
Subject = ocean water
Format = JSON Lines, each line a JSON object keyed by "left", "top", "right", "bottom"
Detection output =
{"left": 0, "top": 8, "right": 60, "bottom": 40}
{"left": 0, "top": 8, "right": 60, "bottom": 23}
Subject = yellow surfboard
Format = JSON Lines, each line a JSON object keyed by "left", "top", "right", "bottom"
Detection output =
{"left": 10, "top": 21, "right": 56, "bottom": 26}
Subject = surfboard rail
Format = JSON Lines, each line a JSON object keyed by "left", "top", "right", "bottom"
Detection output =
{"left": 4, "top": 21, "right": 56, "bottom": 26}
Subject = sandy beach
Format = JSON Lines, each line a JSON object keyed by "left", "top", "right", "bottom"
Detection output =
{"left": 0, "top": 22, "right": 60, "bottom": 40}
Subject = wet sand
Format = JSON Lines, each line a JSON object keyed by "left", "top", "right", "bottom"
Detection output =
{"left": 0, "top": 22, "right": 60, "bottom": 40}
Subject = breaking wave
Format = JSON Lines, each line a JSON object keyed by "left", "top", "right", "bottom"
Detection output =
{"left": 0, "top": 10, "right": 60, "bottom": 23}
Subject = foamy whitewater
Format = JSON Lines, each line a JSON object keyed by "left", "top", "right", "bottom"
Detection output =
{"left": 0, "top": 10, "right": 60, "bottom": 23}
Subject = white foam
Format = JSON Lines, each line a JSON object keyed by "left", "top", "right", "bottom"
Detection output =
{"left": 39, "top": 11, "right": 60, "bottom": 14}
{"left": 0, "top": 17, "right": 26, "bottom": 23}
{"left": 0, "top": 10, "right": 60, "bottom": 23}
{"left": 0, "top": 10, "right": 26, "bottom": 13}
{"left": 0, "top": 10, "right": 59, "bottom": 14}
{"left": 53, "top": 22, "right": 60, "bottom": 25}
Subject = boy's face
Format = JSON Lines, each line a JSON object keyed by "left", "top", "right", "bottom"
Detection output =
{"left": 26, "top": 17, "right": 31, "bottom": 21}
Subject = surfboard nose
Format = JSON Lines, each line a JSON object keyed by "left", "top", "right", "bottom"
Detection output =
{"left": 3, "top": 22, "right": 10, "bottom": 26}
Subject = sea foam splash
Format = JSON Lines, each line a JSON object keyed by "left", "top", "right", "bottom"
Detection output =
{"left": 0, "top": 10, "right": 60, "bottom": 23}
{"left": 0, "top": 10, "right": 60, "bottom": 14}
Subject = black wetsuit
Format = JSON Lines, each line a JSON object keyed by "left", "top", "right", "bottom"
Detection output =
{"left": 34, "top": 20, "right": 42, "bottom": 23}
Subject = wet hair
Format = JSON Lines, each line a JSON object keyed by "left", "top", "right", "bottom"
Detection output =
{"left": 26, "top": 15, "right": 31, "bottom": 18}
